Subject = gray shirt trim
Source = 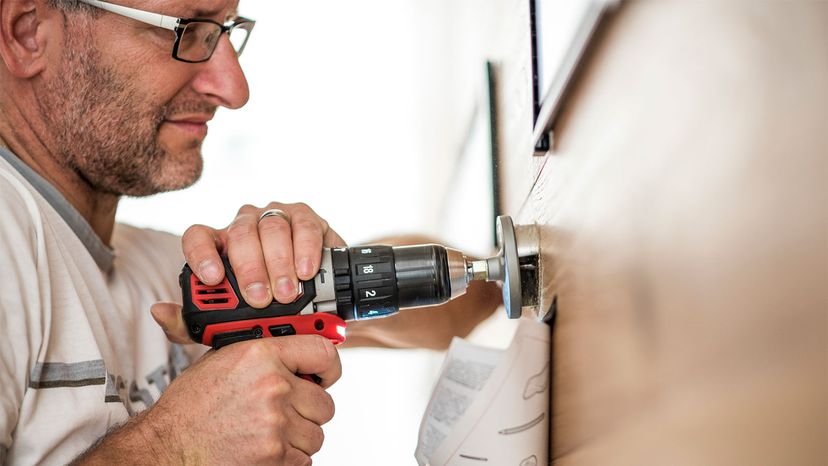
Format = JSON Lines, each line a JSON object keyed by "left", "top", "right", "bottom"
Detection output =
{"left": 28, "top": 360, "right": 107, "bottom": 389}
{"left": 0, "top": 148, "right": 114, "bottom": 272}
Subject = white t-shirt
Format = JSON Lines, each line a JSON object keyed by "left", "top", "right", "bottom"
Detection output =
{"left": 0, "top": 149, "right": 197, "bottom": 465}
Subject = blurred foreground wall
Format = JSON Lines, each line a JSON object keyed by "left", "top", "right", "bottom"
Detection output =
{"left": 440, "top": 1, "right": 827, "bottom": 463}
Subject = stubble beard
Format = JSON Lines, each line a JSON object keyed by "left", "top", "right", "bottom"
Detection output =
{"left": 38, "top": 27, "right": 208, "bottom": 197}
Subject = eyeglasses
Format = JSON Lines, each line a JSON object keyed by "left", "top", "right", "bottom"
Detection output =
{"left": 77, "top": 0, "right": 255, "bottom": 63}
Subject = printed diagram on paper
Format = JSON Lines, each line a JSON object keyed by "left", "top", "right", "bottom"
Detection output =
{"left": 415, "top": 318, "right": 551, "bottom": 465}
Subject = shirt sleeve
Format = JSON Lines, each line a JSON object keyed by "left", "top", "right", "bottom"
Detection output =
{"left": 0, "top": 171, "right": 43, "bottom": 459}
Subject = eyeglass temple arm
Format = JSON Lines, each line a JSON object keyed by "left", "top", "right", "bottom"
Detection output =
{"left": 78, "top": 0, "right": 179, "bottom": 30}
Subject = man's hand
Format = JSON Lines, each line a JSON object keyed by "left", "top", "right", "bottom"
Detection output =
{"left": 75, "top": 335, "right": 341, "bottom": 465}
{"left": 153, "top": 202, "right": 345, "bottom": 343}
{"left": 183, "top": 202, "right": 345, "bottom": 305}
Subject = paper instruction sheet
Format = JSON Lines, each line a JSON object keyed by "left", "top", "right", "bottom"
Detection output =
{"left": 415, "top": 318, "right": 551, "bottom": 466}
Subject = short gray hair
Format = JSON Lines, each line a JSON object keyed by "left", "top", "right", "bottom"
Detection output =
{"left": 47, "top": 0, "right": 102, "bottom": 17}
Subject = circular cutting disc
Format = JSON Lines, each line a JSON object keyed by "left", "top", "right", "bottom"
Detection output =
{"left": 497, "top": 216, "right": 522, "bottom": 319}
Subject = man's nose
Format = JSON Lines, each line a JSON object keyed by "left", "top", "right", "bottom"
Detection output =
{"left": 190, "top": 35, "right": 250, "bottom": 109}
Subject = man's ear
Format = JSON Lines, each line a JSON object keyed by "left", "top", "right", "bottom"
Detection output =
{"left": 0, "top": 0, "right": 52, "bottom": 78}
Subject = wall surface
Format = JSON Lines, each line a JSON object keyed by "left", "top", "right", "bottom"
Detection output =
{"left": 510, "top": 2, "right": 826, "bottom": 463}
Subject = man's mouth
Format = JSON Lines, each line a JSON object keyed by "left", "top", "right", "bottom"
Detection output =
{"left": 164, "top": 114, "right": 214, "bottom": 138}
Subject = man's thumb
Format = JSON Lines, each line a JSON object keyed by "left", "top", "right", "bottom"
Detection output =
{"left": 150, "top": 302, "right": 194, "bottom": 344}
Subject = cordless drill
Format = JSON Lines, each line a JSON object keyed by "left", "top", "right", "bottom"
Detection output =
{"left": 180, "top": 216, "right": 528, "bottom": 349}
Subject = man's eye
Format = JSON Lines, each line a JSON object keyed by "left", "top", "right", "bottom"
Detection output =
{"left": 153, "top": 27, "right": 174, "bottom": 41}
{"left": 205, "top": 29, "right": 221, "bottom": 46}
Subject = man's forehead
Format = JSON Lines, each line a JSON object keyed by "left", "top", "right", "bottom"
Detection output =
{"left": 136, "top": 0, "right": 240, "bottom": 20}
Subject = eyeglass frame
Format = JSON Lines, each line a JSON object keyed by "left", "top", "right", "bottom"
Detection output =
{"left": 77, "top": 0, "right": 255, "bottom": 63}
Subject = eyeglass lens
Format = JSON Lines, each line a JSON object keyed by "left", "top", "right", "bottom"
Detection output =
{"left": 228, "top": 25, "right": 251, "bottom": 55}
{"left": 178, "top": 21, "right": 251, "bottom": 62}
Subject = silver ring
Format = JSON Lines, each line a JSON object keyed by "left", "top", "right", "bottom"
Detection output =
{"left": 258, "top": 208, "right": 291, "bottom": 224}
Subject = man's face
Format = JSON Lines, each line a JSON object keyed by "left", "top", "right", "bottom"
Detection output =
{"left": 38, "top": 0, "right": 248, "bottom": 197}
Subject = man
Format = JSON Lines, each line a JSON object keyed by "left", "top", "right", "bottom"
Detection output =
{"left": 0, "top": 0, "right": 499, "bottom": 464}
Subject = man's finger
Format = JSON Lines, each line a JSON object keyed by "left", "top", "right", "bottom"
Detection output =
{"left": 258, "top": 203, "right": 299, "bottom": 303}
{"left": 286, "top": 408, "right": 326, "bottom": 456}
{"left": 322, "top": 221, "right": 347, "bottom": 248}
{"left": 225, "top": 205, "right": 273, "bottom": 308}
{"left": 291, "top": 383, "right": 336, "bottom": 425}
{"left": 281, "top": 446, "right": 312, "bottom": 466}
{"left": 182, "top": 224, "right": 225, "bottom": 285}
{"left": 268, "top": 335, "right": 342, "bottom": 389}
{"left": 150, "top": 302, "right": 193, "bottom": 344}
{"left": 288, "top": 204, "right": 324, "bottom": 281}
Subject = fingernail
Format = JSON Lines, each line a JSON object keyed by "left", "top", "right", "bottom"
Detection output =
{"left": 246, "top": 282, "right": 269, "bottom": 303}
{"left": 298, "top": 258, "right": 313, "bottom": 278}
{"left": 199, "top": 260, "right": 221, "bottom": 283}
{"left": 276, "top": 277, "right": 295, "bottom": 298}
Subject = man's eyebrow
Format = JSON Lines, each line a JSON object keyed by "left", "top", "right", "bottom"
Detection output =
{"left": 191, "top": 6, "right": 239, "bottom": 21}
